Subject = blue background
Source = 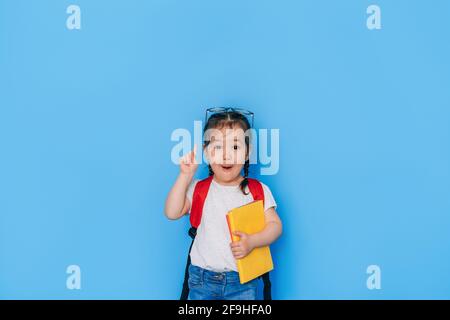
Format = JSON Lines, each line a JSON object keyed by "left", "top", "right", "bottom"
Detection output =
{"left": 1, "top": 0, "right": 449, "bottom": 299}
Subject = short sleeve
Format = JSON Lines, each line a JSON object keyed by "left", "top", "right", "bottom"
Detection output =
{"left": 186, "top": 178, "right": 200, "bottom": 212}
{"left": 261, "top": 182, "right": 277, "bottom": 212}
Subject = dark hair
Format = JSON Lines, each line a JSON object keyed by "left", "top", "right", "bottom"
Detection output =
{"left": 203, "top": 111, "right": 251, "bottom": 195}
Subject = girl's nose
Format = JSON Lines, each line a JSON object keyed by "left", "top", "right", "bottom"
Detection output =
{"left": 222, "top": 151, "right": 231, "bottom": 160}
{"left": 222, "top": 146, "right": 233, "bottom": 162}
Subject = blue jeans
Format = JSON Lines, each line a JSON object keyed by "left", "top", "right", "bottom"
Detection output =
{"left": 188, "top": 264, "right": 259, "bottom": 300}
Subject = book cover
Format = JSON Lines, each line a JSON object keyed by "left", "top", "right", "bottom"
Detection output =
{"left": 226, "top": 200, "right": 274, "bottom": 284}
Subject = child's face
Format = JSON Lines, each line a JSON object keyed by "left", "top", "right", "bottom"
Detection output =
{"left": 204, "top": 126, "right": 248, "bottom": 183}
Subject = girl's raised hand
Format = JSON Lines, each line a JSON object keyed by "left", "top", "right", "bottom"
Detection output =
{"left": 179, "top": 144, "right": 199, "bottom": 177}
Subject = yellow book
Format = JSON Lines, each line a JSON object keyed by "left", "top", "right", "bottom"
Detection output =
{"left": 226, "top": 200, "right": 274, "bottom": 284}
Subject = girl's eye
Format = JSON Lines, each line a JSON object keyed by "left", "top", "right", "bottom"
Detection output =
{"left": 233, "top": 145, "right": 240, "bottom": 150}
{"left": 214, "top": 145, "right": 222, "bottom": 150}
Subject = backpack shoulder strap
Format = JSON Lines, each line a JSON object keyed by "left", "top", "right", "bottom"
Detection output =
{"left": 247, "top": 178, "right": 265, "bottom": 205}
{"left": 190, "top": 175, "right": 214, "bottom": 228}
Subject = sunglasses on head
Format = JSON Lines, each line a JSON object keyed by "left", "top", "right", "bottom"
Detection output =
{"left": 204, "top": 107, "right": 254, "bottom": 128}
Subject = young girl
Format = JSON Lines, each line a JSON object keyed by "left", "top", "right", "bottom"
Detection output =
{"left": 164, "top": 109, "right": 282, "bottom": 300}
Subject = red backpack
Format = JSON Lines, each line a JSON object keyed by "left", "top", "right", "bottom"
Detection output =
{"left": 180, "top": 175, "right": 272, "bottom": 300}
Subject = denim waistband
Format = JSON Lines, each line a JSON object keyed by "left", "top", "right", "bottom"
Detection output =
{"left": 189, "top": 264, "right": 242, "bottom": 284}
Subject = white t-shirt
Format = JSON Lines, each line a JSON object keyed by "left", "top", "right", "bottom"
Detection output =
{"left": 186, "top": 177, "right": 277, "bottom": 272}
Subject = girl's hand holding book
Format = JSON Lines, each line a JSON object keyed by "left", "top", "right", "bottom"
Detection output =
{"left": 230, "top": 231, "right": 255, "bottom": 260}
